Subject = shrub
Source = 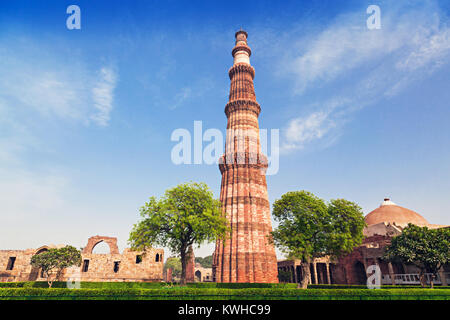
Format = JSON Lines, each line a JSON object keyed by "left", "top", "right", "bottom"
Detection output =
{"left": 0, "top": 281, "right": 298, "bottom": 289}
{"left": 307, "top": 284, "right": 450, "bottom": 289}
{"left": 0, "top": 287, "right": 449, "bottom": 300}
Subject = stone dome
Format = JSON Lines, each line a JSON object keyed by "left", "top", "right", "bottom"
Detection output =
{"left": 364, "top": 198, "right": 429, "bottom": 227}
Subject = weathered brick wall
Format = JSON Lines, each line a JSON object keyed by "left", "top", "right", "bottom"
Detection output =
{"left": 0, "top": 249, "right": 34, "bottom": 282}
{"left": 0, "top": 237, "right": 164, "bottom": 282}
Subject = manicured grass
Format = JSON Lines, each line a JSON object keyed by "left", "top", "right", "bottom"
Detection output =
{"left": 0, "top": 287, "right": 449, "bottom": 300}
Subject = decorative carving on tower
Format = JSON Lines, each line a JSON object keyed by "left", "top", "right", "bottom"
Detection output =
{"left": 212, "top": 30, "right": 278, "bottom": 283}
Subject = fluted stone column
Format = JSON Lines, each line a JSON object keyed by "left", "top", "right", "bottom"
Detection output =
{"left": 313, "top": 262, "right": 318, "bottom": 284}
{"left": 388, "top": 262, "right": 396, "bottom": 285}
{"left": 438, "top": 267, "right": 447, "bottom": 286}
{"left": 326, "top": 263, "right": 331, "bottom": 284}
{"left": 212, "top": 30, "right": 278, "bottom": 283}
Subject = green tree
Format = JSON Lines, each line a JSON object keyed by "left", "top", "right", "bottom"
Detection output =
{"left": 129, "top": 182, "right": 229, "bottom": 285}
{"left": 164, "top": 257, "right": 182, "bottom": 279}
{"left": 383, "top": 224, "right": 450, "bottom": 288}
{"left": 271, "top": 191, "right": 366, "bottom": 288}
{"left": 30, "top": 245, "right": 82, "bottom": 288}
{"left": 277, "top": 269, "right": 292, "bottom": 283}
{"left": 195, "top": 255, "right": 213, "bottom": 268}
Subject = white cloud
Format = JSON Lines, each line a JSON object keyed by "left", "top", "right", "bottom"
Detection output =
{"left": 91, "top": 67, "right": 118, "bottom": 126}
{"left": 397, "top": 28, "right": 450, "bottom": 71}
{"left": 0, "top": 36, "right": 120, "bottom": 168}
{"left": 0, "top": 38, "right": 118, "bottom": 127}
{"left": 281, "top": 2, "right": 450, "bottom": 152}
{"left": 282, "top": 111, "right": 334, "bottom": 151}
{"left": 0, "top": 38, "right": 120, "bottom": 249}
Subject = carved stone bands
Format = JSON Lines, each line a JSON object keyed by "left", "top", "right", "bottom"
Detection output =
{"left": 227, "top": 118, "right": 259, "bottom": 129}
{"left": 225, "top": 99, "right": 261, "bottom": 117}
{"left": 222, "top": 196, "right": 270, "bottom": 209}
{"left": 232, "top": 45, "right": 252, "bottom": 57}
{"left": 228, "top": 64, "right": 255, "bottom": 80}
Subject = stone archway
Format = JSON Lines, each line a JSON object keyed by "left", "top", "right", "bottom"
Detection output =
{"left": 354, "top": 261, "right": 367, "bottom": 285}
{"left": 28, "top": 247, "right": 49, "bottom": 281}
{"left": 195, "top": 270, "right": 202, "bottom": 282}
{"left": 82, "top": 236, "right": 119, "bottom": 254}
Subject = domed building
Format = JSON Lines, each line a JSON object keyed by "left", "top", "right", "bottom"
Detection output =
{"left": 277, "top": 198, "right": 449, "bottom": 286}
{"left": 365, "top": 198, "right": 429, "bottom": 227}
{"left": 334, "top": 198, "right": 449, "bottom": 286}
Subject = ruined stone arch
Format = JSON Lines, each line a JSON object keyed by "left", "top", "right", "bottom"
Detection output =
{"left": 34, "top": 246, "right": 50, "bottom": 255}
{"left": 82, "top": 236, "right": 119, "bottom": 255}
{"left": 28, "top": 246, "right": 50, "bottom": 281}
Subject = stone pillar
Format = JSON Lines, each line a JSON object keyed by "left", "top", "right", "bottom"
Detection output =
{"left": 438, "top": 267, "right": 447, "bottom": 286}
{"left": 186, "top": 246, "right": 195, "bottom": 283}
{"left": 326, "top": 263, "right": 331, "bottom": 284}
{"left": 165, "top": 268, "right": 173, "bottom": 282}
{"left": 293, "top": 264, "right": 298, "bottom": 284}
{"left": 313, "top": 262, "right": 318, "bottom": 285}
{"left": 388, "top": 262, "right": 396, "bottom": 286}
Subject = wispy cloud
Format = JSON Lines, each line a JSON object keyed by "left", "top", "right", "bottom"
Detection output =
{"left": 0, "top": 38, "right": 118, "bottom": 127}
{"left": 0, "top": 37, "right": 119, "bottom": 239}
{"left": 171, "top": 87, "right": 193, "bottom": 110}
{"left": 280, "top": 2, "right": 450, "bottom": 152}
{"left": 91, "top": 67, "right": 118, "bottom": 126}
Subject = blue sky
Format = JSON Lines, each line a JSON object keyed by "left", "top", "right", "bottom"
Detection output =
{"left": 1, "top": 0, "right": 449, "bottom": 259}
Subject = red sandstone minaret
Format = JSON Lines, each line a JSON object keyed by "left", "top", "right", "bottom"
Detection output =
{"left": 212, "top": 30, "right": 278, "bottom": 283}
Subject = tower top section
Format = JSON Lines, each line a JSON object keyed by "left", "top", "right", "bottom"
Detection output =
{"left": 232, "top": 29, "right": 251, "bottom": 65}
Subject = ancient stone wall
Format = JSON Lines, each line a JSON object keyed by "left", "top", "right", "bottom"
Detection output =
{"left": 0, "top": 236, "right": 164, "bottom": 282}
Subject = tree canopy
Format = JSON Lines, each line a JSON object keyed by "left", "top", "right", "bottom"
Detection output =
{"left": 128, "top": 182, "right": 228, "bottom": 285}
{"left": 195, "top": 255, "right": 213, "bottom": 268}
{"left": 271, "top": 190, "right": 366, "bottom": 288}
{"left": 30, "top": 245, "right": 82, "bottom": 288}
{"left": 383, "top": 223, "right": 450, "bottom": 287}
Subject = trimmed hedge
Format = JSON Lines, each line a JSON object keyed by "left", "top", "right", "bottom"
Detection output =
{"left": 2, "top": 282, "right": 447, "bottom": 291}
{"left": 307, "top": 284, "right": 450, "bottom": 289}
{"left": 0, "top": 288, "right": 449, "bottom": 300}
{"left": 0, "top": 281, "right": 297, "bottom": 289}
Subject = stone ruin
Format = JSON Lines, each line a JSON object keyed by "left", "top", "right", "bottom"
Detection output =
{"left": 0, "top": 235, "right": 164, "bottom": 282}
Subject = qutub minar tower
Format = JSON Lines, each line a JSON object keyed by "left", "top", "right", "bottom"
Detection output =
{"left": 212, "top": 30, "right": 278, "bottom": 283}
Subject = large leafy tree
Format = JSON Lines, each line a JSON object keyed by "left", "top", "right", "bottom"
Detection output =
{"left": 271, "top": 191, "right": 366, "bottom": 288}
{"left": 30, "top": 246, "right": 82, "bottom": 288}
{"left": 129, "top": 182, "right": 228, "bottom": 285}
{"left": 383, "top": 224, "right": 450, "bottom": 288}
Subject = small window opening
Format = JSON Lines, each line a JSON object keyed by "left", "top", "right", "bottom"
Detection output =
{"left": 136, "top": 255, "right": 143, "bottom": 264}
{"left": 155, "top": 253, "right": 160, "bottom": 262}
{"left": 82, "top": 259, "right": 90, "bottom": 272}
{"left": 114, "top": 261, "right": 120, "bottom": 273}
{"left": 6, "top": 257, "right": 16, "bottom": 270}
